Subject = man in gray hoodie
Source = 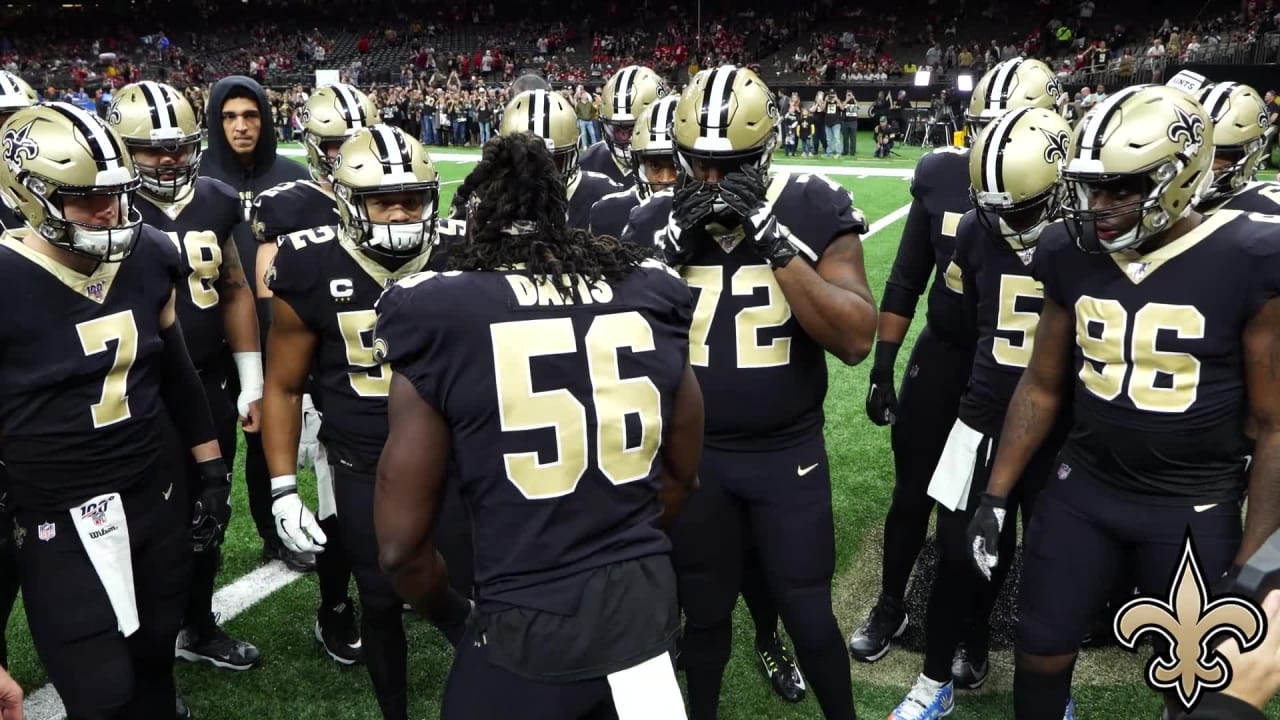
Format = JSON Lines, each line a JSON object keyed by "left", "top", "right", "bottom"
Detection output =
{"left": 198, "top": 76, "right": 315, "bottom": 573}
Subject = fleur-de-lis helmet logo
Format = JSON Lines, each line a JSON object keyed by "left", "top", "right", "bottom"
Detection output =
{"left": 1114, "top": 535, "right": 1267, "bottom": 711}
{"left": 1167, "top": 105, "right": 1206, "bottom": 155}
{"left": 1042, "top": 129, "right": 1070, "bottom": 165}
{"left": 1, "top": 120, "right": 38, "bottom": 173}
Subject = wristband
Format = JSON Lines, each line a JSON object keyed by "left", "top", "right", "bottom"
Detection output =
{"left": 233, "top": 352, "right": 264, "bottom": 399}
{"left": 270, "top": 474, "right": 298, "bottom": 499}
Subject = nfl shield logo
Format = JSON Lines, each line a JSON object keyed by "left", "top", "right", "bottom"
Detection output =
{"left": 37, "top": 522, "right": 55, "bottom": 542}
{"left": 1126, "top": 262, "right": 1150, "bottom": 282}
{"left": 1057, "top": 463, "right": 1072, "bottom": 480}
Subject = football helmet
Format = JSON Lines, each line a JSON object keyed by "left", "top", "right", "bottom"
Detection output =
{"left": 969, "top": 106, "right": 1071, "bottom": 247}
{"left": 671, "top": 64, "right": 779, "bottom": 184}
{"left": 106, "top": 81, "right": 203, "bottom": 201}
{"left": 0, "top": 102, "right": 142, "bottom": 261}
{"left": 332, "top": 124, "right": 439, "bottom": 257}
{"left": 302, "top": 83, "right": 379, "bottom": 183}
{"left": 1197, "top": 82, "right": 1269, "bottom": 202}
{"left": 966, "top": 58, "right": 1064, "bottom": 140}
{"left": 0, "top": 71, "right": 37, "bottom": 124}
{"left": 499, "top": 89, "right": 580, "bottom": 184}
{"left": 600, "top": 65, "right": 669, "bottom": 167}
{"left": 630, "top": 95, "right": 680, "bottom": 198}
{"left": 1060, "top": 84, "right": 1213, "bottom": 253}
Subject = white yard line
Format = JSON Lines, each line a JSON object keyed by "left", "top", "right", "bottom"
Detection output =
{"left": 862, "top": 203, "right": 913, "bottom": 242}
{"left": 25, "top": 561, "right": 304, "bottom": 720}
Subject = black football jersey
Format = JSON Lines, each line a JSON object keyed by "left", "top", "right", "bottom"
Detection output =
{"left": 953, "top": 210, "right": 1046, "bottom": 435}
{"left": 0, "top": 226, "right": 181, "bottom": 510}
{"left": 267, "top": 225, "right": 433, "bottom": 471}
{"left": 251, "top": 180, "right": 340, "bottom": 245}
{"left": 568, "top": 171, "right": 624, "bottom": 233}
{"left": 1037, "top": 209, "right": 1280, "bottom": 504}
{"left": 1200, "top": 181, "right": 1280, "bottom": 217}
{"left": 621, "top": 172, "right": 868, "bottom": 450}
{"left": 579, "top": 141, "right": 632, "bottom": 187}
{"left": 374, "top": 261, "right": 693, "bottom": 614}
{"left": 136, "top": 178, "right": 242, "bottom": 371}
{"left": 589, "top": 187, "right": 643, "bottom": 240}
{"left": 886, "top": 147, "right": 974, "bottom": 347}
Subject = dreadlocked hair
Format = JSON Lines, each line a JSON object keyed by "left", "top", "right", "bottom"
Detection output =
{"left": 447, "top": 132, "right": 656, "bottom": 300}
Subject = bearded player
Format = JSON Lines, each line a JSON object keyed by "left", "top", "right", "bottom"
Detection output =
{"left": 851, "top": 58, "right": 1065, "bottom": 675}
{"left": 968, "top": 84, "right": 1280, "bottom": 719}
{"left": 622, "top": 64, "right": 877, "bottom": 720}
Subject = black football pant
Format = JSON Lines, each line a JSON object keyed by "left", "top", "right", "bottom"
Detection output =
{"left": 921, "top": 425, "right": 1055, "bottom": 683}
{"left": 842, "top": 123, "right": 858, "bottom": 155}
{"left": 1014, "top": 464, "right": 1241, "bottom": 719}
{"left": 881, "top": 326, "right": 971, "bottom": 604}
{"left": 329, "top": 462, "right": 474, "bottom": 720}
{"left": 0, "top": 466, "right": 16, "bottom": 669}
{"left": 14, "top": 443, "right": 191, "bottom": 719}
{"left": 674, "top": 434, "right": 854, "bottom": 720}
{"left": 182, "top": 369, "right": 240, "bottom": 629}
{"left": 225, "top": 368, "right": 275, "bottom": 547}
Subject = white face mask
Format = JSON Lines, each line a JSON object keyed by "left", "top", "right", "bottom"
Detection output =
{"left": 367, "top": 221, "right": 428, "bottom": 253}
{"left": 68, "top": 224, "right": 139, "bottom": 262}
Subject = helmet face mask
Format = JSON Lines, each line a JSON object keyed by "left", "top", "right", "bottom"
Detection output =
{"left": 126, "top": 139, "right": 202, "bottom": 202}
{"left": 629, "top": 95, "right": 680, "bottom": 198}
{"left": 601, "top": 66, "right": 669, "bottom": 166}
{"left": 1196, "top": 82, "right": 1269, "bottom": 203}
{"left": 3, "top": 102, "right": 144, "bottom": 263}
{"left": 331, "top": 124, "right": 439, "bottom": 258}
{"left": 968, "top": 106, "right": 1072, "bottom": 247}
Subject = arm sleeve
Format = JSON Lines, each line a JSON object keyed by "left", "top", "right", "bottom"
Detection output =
{"left": 160, "top": 321, "right": 217, "bottom": 449}
{"left": 1183, "top": 693, "right": 1267, "bottom": 720}
{"left": 880, "top": 195, "right": 936, "bottom": 317}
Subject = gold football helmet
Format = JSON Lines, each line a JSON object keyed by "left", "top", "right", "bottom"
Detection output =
{"left": 630, "top": 95, "right": 680, "bottom": 198}
{"left": 671, "top": 64, "right": 779, "bottom": 184}
{"left": 1061, "top": 84, "right": 1213, "bottom": 253}
{"left": 499, "top": 89, "right": 580, "bottom": 184}
{"left": 1197, "top": 82, "right": 1269, "bottom": 202}
{"left": 106, "top": 81, "right": 203, "bottom": 201}
{"left": 0, "top": 71, "right": 37, "bottom": 124}
{"left": 0, "top": 102, "right": 142, "bottom": 261}
{"left": 970, "top": 107, "right": 1071, "bottom": 247}
{"left": 966, "top": 58, "right": 1064, "bottom": 140}
{"left": 302, "top": 83, "right": 379, "bottom": 183}
{"left": 600, "top": 65, "right": 669, "bottom": 166}
{"left": 332, "top": 124, "right": 439, "bottom": 257}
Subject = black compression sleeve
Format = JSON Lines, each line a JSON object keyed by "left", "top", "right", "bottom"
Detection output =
{"left": 160, "top": 322, "right": 217, "bottom": 449}
{"left": 879, "top": 197, "right": 935, "bottom": 317}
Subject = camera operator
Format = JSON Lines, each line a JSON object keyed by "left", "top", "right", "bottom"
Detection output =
{"left": 871, "top": 90, "right": 892, "bottom": 120}
{"left": 842, "top": 90, "right": 859, "bottom": 156}
{"left": 873, "top": 115, "right": 896, "bottom": 157}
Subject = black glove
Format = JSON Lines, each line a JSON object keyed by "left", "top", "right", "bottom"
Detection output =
{"left": 718, "top": 165, "right": 797, "bottom": 269}
{"left": 664, "top": 181, "right": 716, "bottom": 266}
{"left": 433, "top": 586, "right": 474, "bottom": 648}
{"left": 865, "top": 341, "right": 901, "bottom": 426}
{"left": 192, "top": 458, "right": 232, "bottom": 553}
{"left": 967, "top": 493, "right": 1008, "bottom": 581}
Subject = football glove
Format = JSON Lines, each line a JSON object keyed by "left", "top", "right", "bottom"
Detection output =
{"left": 967, "top": 493, "right": 1008, "bottom": 581}
{"left": 718, "top": 165, "right": 798, "bottom": 269}
{"left": 665, "top": 181, "right": 716, "bottom": 266}
{"left": 271, "top": 474, "right": 327, "bottom": 554}
{"left": 191, "top": 458, "right": 232, "bottom": 552}
{"left": 865, "top": 341, "right": 901, "bottom": 426}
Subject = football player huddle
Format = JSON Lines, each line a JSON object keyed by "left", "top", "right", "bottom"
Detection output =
{"left": 0, "top": 50, "right": 1276, "bottom": 720}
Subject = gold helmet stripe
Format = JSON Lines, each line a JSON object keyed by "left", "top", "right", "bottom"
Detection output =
{"left": 50, "top": 101, "right": 127, "bottom": 171}
{"left": 612, "top": 67, "right": 637, "bottom": 116}
{"left": 369, "top": 124, "right": 415, "bottom": 183}
{"left": 332, "top": 83, "right": 371, "bottom": 130}
{"left": 1077, "top": 85, "right": 1147, "bottom": 162}
{"left": 982, "top": 106, "right": 1031, "bottom": 194}
{"left": 138, "top": 80, "right": 178, "bottom": 132}
{"left": 702, "top": 66, "right": 738, "bottom": 140}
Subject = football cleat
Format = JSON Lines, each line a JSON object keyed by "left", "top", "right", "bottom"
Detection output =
{"left": 755, "top": 635, "right": 806, "bottom": 703}
{"left": 175, "top": 613, "right": 262, "bottom": 670}
{"left": 849, "top": 594, "right": 908, "bottom": 663}
{"left": 263, "top": 541, "right": 317, "bottom": 572}
{"left": 1063, "top": 696, "right": 1077, "bottom": 720}
{"left": 950, "top": 644, "right": 989, "bottom": 690}
{"left": 316, "top": 599, "right": 363, "bottom": 665}
{"left": 175, "top": 689, "right": 191, "bottom": 720}
{"left": 890, "top": 674, "right": 955, "bottom": 720}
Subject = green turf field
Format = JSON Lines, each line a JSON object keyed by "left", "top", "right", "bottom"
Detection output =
{"left": 9, "top": 141, "right": 1279, "bottom": 720}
